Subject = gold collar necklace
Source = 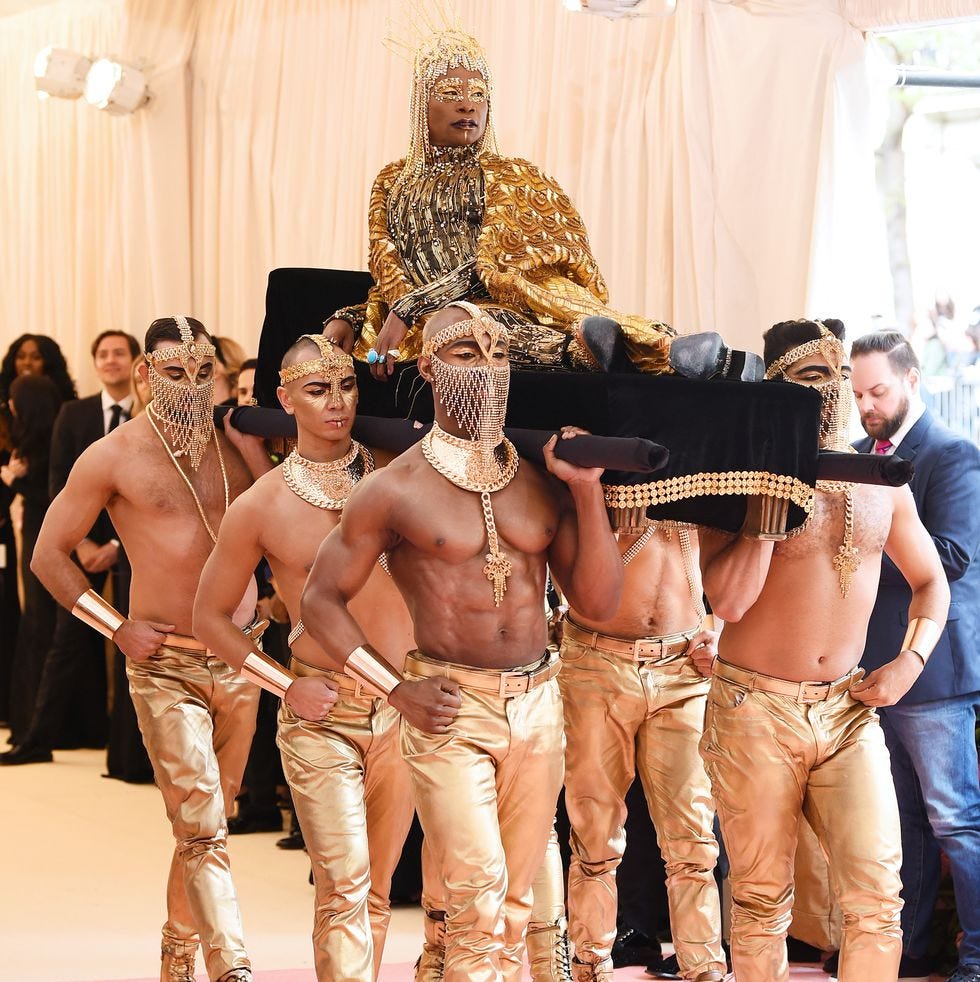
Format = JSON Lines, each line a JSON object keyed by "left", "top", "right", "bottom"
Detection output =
{"left": 281, "top": 442, "right": 374, "bottom": 511}
{"left": 420, "top": 422, "right": 519, "bottom": 607}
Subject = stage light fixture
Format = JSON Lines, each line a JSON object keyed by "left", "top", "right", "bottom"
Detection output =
{"left": 84, "top": 58, "right": 149, "bottom": 115}
{"left": 33, "top": 46, "right": 92, "bottom": 100}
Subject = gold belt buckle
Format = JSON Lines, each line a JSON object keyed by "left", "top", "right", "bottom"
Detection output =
{"left": 499, "top": 670, "right": 531, "bottom": 697}
{"left": 633, "top": 638, "right": 663, "bottom": 661}
{"left": 798, "top": 681, "right": 828, "bottom": 703}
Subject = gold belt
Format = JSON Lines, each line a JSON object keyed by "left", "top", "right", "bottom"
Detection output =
{"left": 405, "top": 650, "right": 561, "bottom": 698}
{"left": 713, "top": 657, "right": 863, "bottom": 704}
{"left": 162, "top": 618, "right": 270, "bottom": 654}
{"left": 289, "top": 654, "right": 368, "bottom": 697}
{"left": 563, "top": 617, "right": 697, "bottom": 662}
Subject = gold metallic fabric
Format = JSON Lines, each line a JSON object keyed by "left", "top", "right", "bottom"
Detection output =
{"left": 791, "top": 816, "right": 842, "bottom": 952}
{"left": 527, "top": 827, "right": 572, "bottom": 982}
{"left": 343, "top": 153, "right": 672, "bottom": 372}
{"left": 278, "top": 659, "right": 414, "bottom": 981}
{"left": 402, "top": 652, "right": 565, "bottom": 982}
{"left": 559, "top": 636, "right": 725, "bottom": 978}
{"left": 699, "top": 667, "right": 903, "bottom": 982}
{"left": 126, "top": 643, "right": 259, "bottom": 981}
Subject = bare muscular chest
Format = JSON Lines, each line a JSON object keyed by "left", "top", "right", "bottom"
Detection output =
{"left": 395, "top": 468, "right": 558, "bottom": 564}
{"left": 775, "top": 484, "right": 891, "bottom": 561}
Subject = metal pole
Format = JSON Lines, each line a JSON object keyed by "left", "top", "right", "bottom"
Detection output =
{"left": 894, "top": 67, "right": 980, "bottom": 89}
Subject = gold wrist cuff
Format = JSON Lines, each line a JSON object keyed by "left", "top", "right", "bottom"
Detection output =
{"left": 902, "top": 616, "right": 943, "bottom": 666}
{"left": 344, "top": 644, "right": 403, "bottom": 700}
{"left": 72, "top": 589, "right": 125, "bottom": 640}
{"left": 241, "top": 648, "right": 296, "bottom": 700}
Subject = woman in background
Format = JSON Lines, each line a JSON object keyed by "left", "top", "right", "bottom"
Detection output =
{"left": 1, "top": 374, "right": 65, "bottom": 744}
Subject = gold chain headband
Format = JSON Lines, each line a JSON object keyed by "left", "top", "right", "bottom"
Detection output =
{"left": 279, "top": 334, "right": 354, "bottom": 385}
{"left": 764, "top": 321, "right": 844, "bottom": 379}
{"left": 421, "top": 302, "right": 509, "bottom": 359}
{"left": 146, "top": 315, "right": 216, "bottom": 366}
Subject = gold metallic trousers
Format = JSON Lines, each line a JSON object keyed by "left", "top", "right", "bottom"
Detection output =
{"left": 127, "top": 644, "right": 259, "bottom": 981}
{"left": 402, "top": 651, "right": 565, "bottom": 982}
{"left": 700, "top": 662, "right": 903, "bottom": 982}
{"left": 792, "top": 815, "right": 842, "bottom": 952}
{"left": 559, "top": 636, "right": 725, "bottom": 978}
{"left": 278, "top": 659, "right": 414, "bottom": 982}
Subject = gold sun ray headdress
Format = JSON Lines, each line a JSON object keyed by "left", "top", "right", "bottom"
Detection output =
{"left": 385, "top": 0, "right": 498, "bottom": 189}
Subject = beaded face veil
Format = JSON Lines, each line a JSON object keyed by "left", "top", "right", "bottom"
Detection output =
{"left": 765, "top": 322, "right": 852, "bottom": 452}
{"left": 145, "top": 315, "right": 217, "bottom": 471}
{"left": 386, "top": 1, "right": 498, "bottom": 189}
{"left": 423, "top": 301, "right": 511, "bottom": 449}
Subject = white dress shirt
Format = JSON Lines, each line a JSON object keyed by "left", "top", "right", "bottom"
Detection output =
{"left": 101, "top": 391, "right": 135, "bottom": 436}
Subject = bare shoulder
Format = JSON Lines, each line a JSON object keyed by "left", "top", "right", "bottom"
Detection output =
{"left": 229, "top": 465, "right": 286, "bottom": 516}
{"left": 73, "top": 415, "right": 152, "bottom": 479}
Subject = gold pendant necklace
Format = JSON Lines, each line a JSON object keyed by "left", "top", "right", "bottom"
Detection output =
{"left": 147, "top": 404, "right": 228, "bottom": 543}
{"left": 282, "top": 442, "right": 374, "bottom": 510}
{"left": 818, "top": 480, "right": 861, "bottom": 598}
{"left": 421, "top": 423, "right": 519, "bottom": 607}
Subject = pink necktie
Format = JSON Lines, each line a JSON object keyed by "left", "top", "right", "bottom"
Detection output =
{"left": 874, "top": 439, "right": 893, "bottom": 455}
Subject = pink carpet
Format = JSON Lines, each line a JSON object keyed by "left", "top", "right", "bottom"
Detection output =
{"left": 91, "top": 964, "right": 831, "bottom": 981}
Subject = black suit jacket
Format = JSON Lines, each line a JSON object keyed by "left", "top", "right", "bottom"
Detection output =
{"left": 48, "top": 394, "right": 118, "bottom": 544}
{"left": 855, "top": 409, "right": 980, "bottom": 703}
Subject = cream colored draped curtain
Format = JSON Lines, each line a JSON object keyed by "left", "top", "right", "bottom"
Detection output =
{"left": 3, "top": 0, "right": 969, "bottom": 393}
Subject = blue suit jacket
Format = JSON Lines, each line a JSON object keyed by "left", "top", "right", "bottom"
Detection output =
{"left": 856, "top": 409, "right": 980, "bottom": 703}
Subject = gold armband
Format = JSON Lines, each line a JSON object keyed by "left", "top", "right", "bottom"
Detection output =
{"left": 344, "top": 644, "right": 403, "bottom": 700}
{"left": 901, "top": 616, "right": 943, "bottom": 667}
{"left": 241, "top": 648, "right": 296, "bottom": 700}
{"left": 72, "top": 589, "right": 125, "bottom": 640}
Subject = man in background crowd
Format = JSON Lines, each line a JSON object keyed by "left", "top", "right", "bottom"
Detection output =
{"left": 1, "top": 329, "right": 139, "bottom": 767}
{"left": 851, "top": 331, "right": 980, "bottom": 982}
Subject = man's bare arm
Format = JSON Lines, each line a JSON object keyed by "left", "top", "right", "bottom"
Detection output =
{"left": 193, "top": 493, "right": 268, "bottom": 672}
{"left": 852, "top": 485, "right": 950, "bottom": 707}
{"left": 300, "top": 475, "right": 461, "bottom": 733}
{"left": 31, "top": 442, "right": 175, "bottom": 661}
{"left": 193, "top": 489, "right": 338, "bottom": 721}
{"left": 544, "top": 433, "right": 623, "bottom": 620}
{"left": 699, "top": 508, "right": 776, "bottom": 622}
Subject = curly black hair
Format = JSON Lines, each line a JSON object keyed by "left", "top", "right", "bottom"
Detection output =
{"left": 0, "top": 334, "right": 78, "bottom": 405}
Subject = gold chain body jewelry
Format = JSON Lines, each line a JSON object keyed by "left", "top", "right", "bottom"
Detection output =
{"left": 421, "top": 423, "right": 519, "bottom": 606}
{"left": 619, "top": 524, "right": 657, "bottom": 567}
{"left": 677, "top": 526, "right": 707, "bottom": 622}
{"left": 826, "top": 482, "right": 861, "bottom": 599}
{"left": 147, "top": 403, "right": 228, "bottom": 543}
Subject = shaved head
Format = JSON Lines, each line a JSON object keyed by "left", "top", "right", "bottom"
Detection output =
{"left": 422, "top": 306, "right": 470, "bottom": 346}
{"left": 280, "top": 336, "right": 323, "bottom": 371}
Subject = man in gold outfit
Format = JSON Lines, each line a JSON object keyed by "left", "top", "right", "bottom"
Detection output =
{"left": 301, "top": 302, "right": 624, "bottom": 982}
{"left": 554, "top": 508, "right": 726, "bottom": 982}
{"left": 324, "top": 20, "right": 760, "bottom": 382}
{"left": 31, "top": 316, "right": 273, "bottom": 982}
{"left": 698, "top": 318, "right": 950, "bottom": 982}
{"left": 194, "top": 336, "right": 451, "bottom": 981}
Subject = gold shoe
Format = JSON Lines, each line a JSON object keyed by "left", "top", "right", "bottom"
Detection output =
{"left": 160, "top": 944, "right": 196, "bottom": 982}
{"left": 570, "top": 957, "right": 614, "bottom": 982}
{"left": 694, "top": 973, "right": 725, "bottom": 981}
{"left": 414, "top": 909, "right": 446, "bottom": 982}
{"left": 526, "top": 919, "right": 573, "bottom": 982}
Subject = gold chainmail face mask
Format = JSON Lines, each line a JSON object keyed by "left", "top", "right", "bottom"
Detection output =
{"left": 424, "top": 303, "right": 510, "bottom": 447}
{"left": 145, "top": 315, "right": 217, "bottom": 471}
{"left": 765, "top": 324, "right": 852, "bottom": 452}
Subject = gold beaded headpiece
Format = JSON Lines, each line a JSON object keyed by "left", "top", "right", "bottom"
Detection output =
{"left": 145, "top": 314, "right": 216, "bottom": 368}
{"left": 421, "top": 301, "right": 509, "bottom": 359}
{"left": 764, "top": 321, "right": 844, "bottom": 380}
{"left": 279, "top": 335, "right": 355, "bottom": 386}
{"left": 386, "top": 0, "right": 498, "bottom": 189}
